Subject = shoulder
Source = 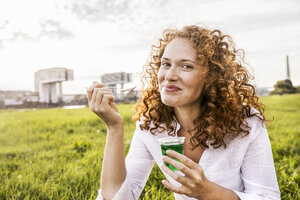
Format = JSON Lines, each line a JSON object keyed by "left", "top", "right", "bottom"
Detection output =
{"left": 243, "top": 107, "right": 267, "bottom": 142}
{"left": 224, "top": 108, "right": 268, "bottom": 152}
{"left": 225, "top": 107, "right": 265, "bottom": 144}
{"left": 133, "top": 119, "right": 156, "bottom": 135}
{"left": 134, "top": 118, "right": 170, "bottom": 138}
{"left": 244, "top": 107, "right": 265, "bottom": 129}
{"left": 134, "top": 118, "right": 155, "bottom": 130}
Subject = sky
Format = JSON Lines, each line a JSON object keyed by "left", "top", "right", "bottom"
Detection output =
{"left": 0, "top": 0, "right": 299, "bottom": 94}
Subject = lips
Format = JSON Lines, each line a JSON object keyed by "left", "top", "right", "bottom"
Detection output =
{"left": 164, "top": 85, "right": 182, "bottom": 92}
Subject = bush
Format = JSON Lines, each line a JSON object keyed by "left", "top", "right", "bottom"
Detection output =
{"left": 0, "top": 96, "right": 4, "bottom": 109}
{"left": 72, "top": 140, "right": 91, "bottom": 154}
{"left": 296, "top": 86, "right": 300, "bottom": 93}
{"left": 270, "top": 79, "right": 296, "bottom": 95}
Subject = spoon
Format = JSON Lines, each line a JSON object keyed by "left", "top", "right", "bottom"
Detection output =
{"left": 85, "top": 86, "right": 137, "bottom": 93}
{"left": 112, "top": 86, "right": 137, "bottom": 93}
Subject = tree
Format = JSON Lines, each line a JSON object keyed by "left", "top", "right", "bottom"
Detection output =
{"left": 296, "top": 86, "right": 300, "bottom": 93}
{"left": 0, "top": 93, "right": 4, "bottom": 109}
{"left": 0, "top": 98, "right": 4, "bottom": 109}
{"left": 270, "top": 79, "right": 296, "bottom": 95}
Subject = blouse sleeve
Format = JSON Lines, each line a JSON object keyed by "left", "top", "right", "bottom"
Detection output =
{"left": 234, "top": 119, "right": 281, "bottom": 200}
{"left": 96, "top": 121, "right": 155, "bottom": 200}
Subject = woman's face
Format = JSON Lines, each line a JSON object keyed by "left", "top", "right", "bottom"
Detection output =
{"left": 158, "top": 37, "right": 206, "bottom": 109}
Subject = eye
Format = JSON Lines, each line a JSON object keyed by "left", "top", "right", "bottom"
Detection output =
{"left": 161, "top": 62, "right": 171, "bottom": 67}
{"left": 182, "top": 64, "right": 193, "bottom": 69}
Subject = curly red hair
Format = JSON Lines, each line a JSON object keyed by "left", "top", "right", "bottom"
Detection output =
{"left": 133, "top": 25, "right": 266, "bottom": 149}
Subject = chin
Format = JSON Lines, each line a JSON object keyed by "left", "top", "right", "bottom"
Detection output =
{"left": 161, "top": 97, "right": 179, "bottom": 107}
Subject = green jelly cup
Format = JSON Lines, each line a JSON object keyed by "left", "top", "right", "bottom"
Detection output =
{"left": 158, "top": 137, "right": 185, "bottom": 171}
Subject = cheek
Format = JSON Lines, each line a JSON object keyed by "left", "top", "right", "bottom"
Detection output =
{"left": 157, "top": 68, "right": 164, "bottom": 79}
{"left": 157, "top": 70, "right": 165, "bottom": 88}
{"left": 185, "top": 76, "right": 204, "bottom": 95}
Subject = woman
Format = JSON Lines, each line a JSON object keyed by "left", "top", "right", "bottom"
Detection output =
{"left": 87, "top": 25, "right": 280, "bottom": 200}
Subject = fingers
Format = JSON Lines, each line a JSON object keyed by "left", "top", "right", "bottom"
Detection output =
{"left": 162, "top": 156, "right": 194, "bottom": 178}
{"left": 90, "top": 88, "right": 99, "bottom": 107}
{"left": 161, "top": 155, "right": 203, "bottom": 198}
{"left": 161, "top": 150, "right": 207, "bottom": 197}
{"left": 95, "top": 92, "right": 115, "bottom": 112}
{"left": 161, "top": 179, "right": 185, "bottom": 195}
{"left": 86, "top": 81, "right": 105, "bottom": 102}
{"left": 161, "top": 161, "right": 186, "bottom": 183}
{"left": 102, "top": 94, "right": 115, "bottom": 106}
{"left": 95, "top": 90, "right": 105, "bottom": 108}
{"left": 166, "top": 150, "right": 199, "bottom": 170}
{"left": 91, "top": 88, "right": 113, "bottom": 111}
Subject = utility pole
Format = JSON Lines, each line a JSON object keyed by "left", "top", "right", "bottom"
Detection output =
{"left": 286, "top": 55, "right": 290, "bottom": 80}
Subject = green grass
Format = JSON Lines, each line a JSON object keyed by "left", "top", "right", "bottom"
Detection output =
{"left": 261, "top": 94, "right": 300, "bottom": 199}
{"left": 0, "top": 94, "right": 299, "bottom": 199}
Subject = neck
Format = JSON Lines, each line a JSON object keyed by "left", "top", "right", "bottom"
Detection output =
{"left": 174, "top": 103, "right": 201, "bottom": 132}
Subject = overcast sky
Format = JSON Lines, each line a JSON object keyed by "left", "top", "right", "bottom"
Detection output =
{"left": 0, "top": 0, "right": 299, "bottom": 94}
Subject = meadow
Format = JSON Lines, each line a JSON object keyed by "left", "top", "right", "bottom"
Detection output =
{"left": 0, "top": 94, "right": 299, "bottom": 200}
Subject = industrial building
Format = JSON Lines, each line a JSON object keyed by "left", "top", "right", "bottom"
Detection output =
{"left": 34, "top": 67, "right": 74, "bottom": 104}
{"left": 0, "top": 70, "right": 138, "bottom": 109}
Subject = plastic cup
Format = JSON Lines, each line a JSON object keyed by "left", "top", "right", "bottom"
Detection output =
{"left": 158, "top": 137, "right": 185, "bottom": 171}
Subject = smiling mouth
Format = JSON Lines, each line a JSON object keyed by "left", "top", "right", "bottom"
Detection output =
{"left": 164, "top": 85, "right": 181, "bottom": 92}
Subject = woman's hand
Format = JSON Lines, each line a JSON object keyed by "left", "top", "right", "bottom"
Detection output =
{"left": 86, "top": 81, "right": 123, "bottom": 129}
{"left": 161, "top": 150, "right": 213, "bottom": 200}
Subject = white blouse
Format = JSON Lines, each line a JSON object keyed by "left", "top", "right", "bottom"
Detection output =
{"left": 96, "top": 115, "right": 281, "bottom": 200}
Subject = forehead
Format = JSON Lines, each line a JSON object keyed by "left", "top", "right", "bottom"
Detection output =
{"left": 162, "top": 37, "right": 197, "bottom": 61}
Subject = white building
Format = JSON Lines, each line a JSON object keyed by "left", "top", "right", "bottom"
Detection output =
{"left": 0, "top": 90, "right": 39, "bottom": 108}
{"left": 34, "top": 67, "right": 74, "bottom": 104}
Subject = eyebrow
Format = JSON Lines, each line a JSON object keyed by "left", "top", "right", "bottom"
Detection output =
{"left": 161, "top": 57, "right": 197, "bottom": 64}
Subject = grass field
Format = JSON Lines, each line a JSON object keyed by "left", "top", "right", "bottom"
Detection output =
{"left": 0, "top": 94, "right": 299, "bottom": 199}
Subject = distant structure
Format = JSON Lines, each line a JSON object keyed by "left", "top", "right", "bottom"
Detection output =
{"left": 286, "top": 55, "right": 290, "bottom": 80}
{"left": 270, "top": 55, "right": 297, "bottom": 95}
{"left": 100, "top": 72, "right": 132, "bottom": 99}
{"left": 0, "top": 90, "right": 39, "bottom": 109}
{"left": 34, "top": 67, "right": 74, "bottom": 104}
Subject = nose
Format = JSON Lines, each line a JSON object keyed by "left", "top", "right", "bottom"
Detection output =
{"left": 165, "top": 65, "right": 179, "bottom": 81}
